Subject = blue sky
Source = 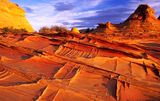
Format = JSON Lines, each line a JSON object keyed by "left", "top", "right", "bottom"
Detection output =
{"left": 11, "top": 0, "right": 160, "bottom": 31}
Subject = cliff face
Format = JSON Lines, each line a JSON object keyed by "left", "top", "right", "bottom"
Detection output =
{"left": 0, "top": 0, "right": 34, "bottom": 32}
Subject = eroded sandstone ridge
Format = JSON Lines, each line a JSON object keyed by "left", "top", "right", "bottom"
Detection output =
{"left": 0, "top": 4, "right": 159, "bottom": 101}
{"left": 96, "top": 4, "right": 160, "bottom": 37}
{"left": 0, "top": 0, "right": 34, "bottom": 32}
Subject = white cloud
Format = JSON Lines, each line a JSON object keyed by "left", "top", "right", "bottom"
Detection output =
{"left": 81, "top": 0, "right": 104, "bottom": 7}
{"left": 22, "top": 0, "right": 104, "bottom": 31}
{"left": 12, "top": 0, "right": 160, "bottom": 31}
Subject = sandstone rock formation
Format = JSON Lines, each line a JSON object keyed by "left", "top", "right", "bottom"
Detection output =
{"left": 95, "top": 4, "right": 160, "bottom": 36}
{"left": 71, "top": 27, "right": 80, "bottom": 34}
{"left": 96, "top": 21, "right": 118, "bottom": 34}
{"left": 0, "top": 4, "right": 159, "bottom": 101}
{"left": 126, "top": 4, "right": 156, "bottom": 21}
{"left": 0, "top": 0, "right": 34, "bottom": 32}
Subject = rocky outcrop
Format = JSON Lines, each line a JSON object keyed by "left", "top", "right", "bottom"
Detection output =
{"left": 96, "top": 21, "right": 118, "bottom": 34}
{"left": 126, "top": 4, "right": 156, "bottom": 21}
{"left": 71, "top": 27, "right": 80, "bottom": 34}
{"left": 0, "top": 4, "right": 159, "bottom": 101}
{"left": 0, "top": 0, "right": 34, "bottom": 32}
{"left": 95, "top": 4, "right": 160, "bottom": 35}
{"left": 0, "top": 29, "right": 159, "bottom": 101}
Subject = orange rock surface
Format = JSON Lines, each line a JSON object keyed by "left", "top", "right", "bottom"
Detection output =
{"left": 95, "top": 4, "right": 160, "bottom": 39}
{"left": 0, "top": 0, "right": 34, "bottom": 32}
{"left": 0, "top": 4, "right": 159, "bottom": 101}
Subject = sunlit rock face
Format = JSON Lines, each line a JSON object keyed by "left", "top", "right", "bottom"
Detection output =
{"left": 0, "top": 0, "right": 34, "bottom": 32}
{"left": 95, "top": 4, "right": 160, "bottom": 35}
{"left": 71, "top": 27, "right": 80, "bottom": 34}
{"left": 0, "top": 4, "right": 159, "bottom": 101}
{"left": 126, "top": 4, "right": 156, "bottom": 21}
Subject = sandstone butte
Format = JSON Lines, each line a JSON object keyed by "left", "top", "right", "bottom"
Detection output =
{"left": 0, "top": 0, "right": 34, "bottom": 32}
{"left": 0, "top": 2, "right": 160, "bottom": 101}
{"left": 95, "top": 4, "right": 160, "bottom": 36}
{"left": 71, "top": 27, "right": 80, "bottom": 34}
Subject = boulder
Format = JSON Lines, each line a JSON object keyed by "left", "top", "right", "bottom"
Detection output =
{"left": 71, "top": 27, "right": 80, "bottom": 34}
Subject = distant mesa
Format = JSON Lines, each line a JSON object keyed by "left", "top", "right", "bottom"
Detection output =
{"left": 0, "top": 0, "right": 34, "bottom": 32}
{"left": 158, "top": 16, "right": 160, "bottom": 20}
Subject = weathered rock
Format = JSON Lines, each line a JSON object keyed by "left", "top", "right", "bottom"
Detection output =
{"left": 0, "top": 0, "right": 34, "bottom": 32}
{"left": 95, "top": 4, "right": 160, "bottom": 36}
{"left": 126, "top": 4, "right": 156, "bottom": 21}
{"left": 71, "top": 27, "right": 80, "bottom": 34}
{"left": 0, "top": 4, "right": 159, "bottom": 101}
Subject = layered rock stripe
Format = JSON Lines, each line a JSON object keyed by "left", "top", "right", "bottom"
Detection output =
{"left": 0, "top": 3, "right": 159, "bottom": 101}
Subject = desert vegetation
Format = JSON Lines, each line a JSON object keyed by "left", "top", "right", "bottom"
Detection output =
{"left": 39, "top": 25, "right": 69, "bottom": 34}
{"left": 0, "top": 27, "right": 28, "bottom": 34}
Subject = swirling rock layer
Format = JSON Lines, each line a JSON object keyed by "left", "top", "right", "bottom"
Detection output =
{"left": 0, "top": 4, "right": 159, "bottom": 101}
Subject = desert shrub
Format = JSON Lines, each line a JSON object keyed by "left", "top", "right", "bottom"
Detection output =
{"left": 1, "top": 27, "right": 10, "bottom": 33}
{"left": 0, "top": 27, "right": 28, "bottom": 34}
{"left": 84, "top": 28, "right": 94, "bottom": 33}
{"left": 12, "top": 28, "right": 28, "bottom": 34}
{"left": 39, "top": 26, "right": 68, "bottom": 34}
{"left": 39, "top": 26, "right": 50, "bottom": 33}
{"left": 50, "top": 25, "right": 68, "bottom": 33}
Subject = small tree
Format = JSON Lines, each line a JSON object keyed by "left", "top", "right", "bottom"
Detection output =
{"left": 39, "top": 26, "right": 68, "bottom": 34}
{"left": 50, "top": 25, "right": 68, "bottom": 33}
{"left": 39, "top": 26, "right": 50, "bottom": 33}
